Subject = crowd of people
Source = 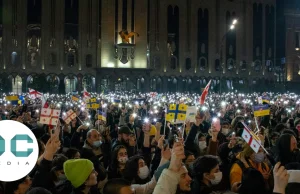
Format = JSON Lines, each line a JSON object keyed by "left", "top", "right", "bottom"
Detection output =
{"left": 0, "top": 91, "right": 299, "bottom": 194}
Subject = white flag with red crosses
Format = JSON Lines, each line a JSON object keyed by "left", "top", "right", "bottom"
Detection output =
{"left": 241, "top": 122, "right": 261, "bottom": 153}
{"left": 62, "top": 109, "right": 77, "bottom": 124}
{"left": 40, "top": 108, "right": 61, "bottom": 126}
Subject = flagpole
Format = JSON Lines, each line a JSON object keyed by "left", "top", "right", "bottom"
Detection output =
{"left": 254, "top": 117, "right": 260, "bottom": 133}
{"left": 163, "top": 109, "right": 167, "bottom": 136}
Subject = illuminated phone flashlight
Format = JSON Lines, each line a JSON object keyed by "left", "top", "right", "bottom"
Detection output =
{"left": 36, "top": 109, "right": 39, "bottom": 113}
{"left": 4, "top": 111, "right": 7, "bottom": 115}
{"left": 86, "top": 122, "right": 90, "bottom": 126}
{"left": 237, "top": 109, "right": 241, "bottom": 113}
{"left": 63, "top": 112, "right": 66, "bottom": 116}
{"left": 201, "top": 106, "right": 207, "bottom": 111}
{"left": 81, "top": 107, "right": 85, "bottom": 111}
{"left": 221, "top": 101, "right": 226, "bottom": 107}
{"left": 88, "top": 115, "right": 91, "bottom": 119}
{"left": 119, "top": 104, "right": 122, "bottom": 108}
{"left": 232, "top": 132, "right": 236, "bottom": 136}
{"left": 212, "top": 117, "right": 218, "bottom": 122}
{"left": 135, "top": 101, "right": 139, "bottom": 105}
{"left": 248, "top": 120, "right": 251, "bottom": 123}
{"left": 217, "top": 112, "right": 221, "bottom": 117}
{"left": 7, "top": 101, "right": 10, "bottom": 104}
{"left": 132, "top": 113, "right": 137, "bottom": 118}
{"left": 153, "top": 118, "right": 157, "bottom": 122}
{"left": 144, "top": 118, "right": 149, "bottom": 123}
{"left": 244, "top": 114, "right": 247, "bottom": 117}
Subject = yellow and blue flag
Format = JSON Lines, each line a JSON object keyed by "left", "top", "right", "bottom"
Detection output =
{"left": 253, "top": 104, "right": 270, "bottom": 117}
{"left": 71, "top": 95, "right": 79, "bottom": 102}
{"left": 262, "top": 96, "right": 270, "bottom": 104}
{"left": 5, "top": 95, "right": 19, "bottom": 105}
{"left": 98, "top": 110, "right": 107, "bottom": 121}
{"left": 166, "top": 104, "right": 187, "bottom": 123}
{"left": 86, "top": 98, "right": 100, "bottom": 109}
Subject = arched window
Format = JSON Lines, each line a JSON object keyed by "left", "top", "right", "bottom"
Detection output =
{"left": 11, "top": 52, "right": 18, "bottom": 66}
{"left": 12, "top": 75, "right": 22, "bottom": 94}
{"left": 83, "top": 76, "right": 95, "bottom": 92}
{"left": 86, "top": 54, "right": 92, "bottom": 68}
{"left": 65, "top": 76, "right": 77, "bottom": 93}
{"left": 199, "top": 58, "right": 207, "bottom": 71}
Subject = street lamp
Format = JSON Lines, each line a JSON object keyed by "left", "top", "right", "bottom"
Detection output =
{"left": 218, "top": 18, "right": 238, "bottom": 94}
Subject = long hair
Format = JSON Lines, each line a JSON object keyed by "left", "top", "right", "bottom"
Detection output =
{"left": 123, "top": 155, "right": 150, "bottom": 184}
{"left": 239, "top": 168, "right": 266, "bottom": 194}
{"left": 275, "top": 134, "right": 293, "bottom": 166}
{"left": 109, "top": 145, "right": 127, "bottom": 172}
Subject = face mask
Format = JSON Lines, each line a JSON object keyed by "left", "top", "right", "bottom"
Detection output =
{"left": 118, "top": 156, "right": 128, "bottom": 164}
{"left": 138, "top": 166, "right": 150, "bottom": 179}
{"left": 210, "top": 172, "right": 222, "bottom": 185}
{"left": 199, "top": 141, "right": 207, "bottom": 150}
{"left": 93, "top": 141, "right": 102, "bottom": 148}
{"left": 254, "top": 152, "right": 265, "bottom": 163}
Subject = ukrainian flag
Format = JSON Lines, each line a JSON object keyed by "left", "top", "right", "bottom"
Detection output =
{"left": 86, "top": 98, "right": 100, "bottom": 109}
{"left": 253, "top": 104, "right": 270, "bottom": 117}
{"left": 262, "top": 96, "right": 270, "bottom": 104}
{"left": 98, "top": 110, "right": 107, "bottom": 121}
{"left": 166, "top": 104, "right": 187, "bottom": 122}
{"left": 5, "top": 96, "right": 18, "bottom": 105}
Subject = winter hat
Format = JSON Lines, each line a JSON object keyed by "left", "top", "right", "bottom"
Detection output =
{"left": 64, "top": 159, "right": 94, "bottom": 188}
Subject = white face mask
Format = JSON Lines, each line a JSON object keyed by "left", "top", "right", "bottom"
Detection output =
{"left": 118, "top": 156, "right": 128, "bottom": 164}
{"left": 210, "top": 172, "right": 222, "bottom": 185}
{"left": 138, "top": 166, "right": 150, "bottom": 179}
{"left": 199, "top": 141, "right": 207, "bottom": 150}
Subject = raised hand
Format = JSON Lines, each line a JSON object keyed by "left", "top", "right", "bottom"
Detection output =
{"left": 168, "top": 142, "right": 185, "bottom": 172}
{"left": 273, "top": 162, "right": 289, "bottom": 194}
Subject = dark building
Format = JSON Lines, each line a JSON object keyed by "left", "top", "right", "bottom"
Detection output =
{"left": 0, "top": 0, "right": 290, "bottom": 94}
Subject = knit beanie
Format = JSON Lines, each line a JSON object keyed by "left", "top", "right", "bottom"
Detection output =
{"left": 64, "top": 159, "right": 94, "bottom": 188}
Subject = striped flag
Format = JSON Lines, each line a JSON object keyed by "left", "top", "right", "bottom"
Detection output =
{"left": 199, "top": 80, "right": 211, "bottom": 105}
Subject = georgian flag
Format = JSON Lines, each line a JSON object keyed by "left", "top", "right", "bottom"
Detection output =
{"left": 29, "top": 88, "right": 43, "bottom": 99}
{"left": 241, "top": 122, "right": 261, "bottom": 153}
{"left": 199, "top": 80, "right": 211, "bottom": 105}
{"left": 40, "top": 108, "right": 61, "bottom": 126}
{"left": 83, "top": 88, "right": 90, "bottom": 101}
{"left": 62, "top": 109, "right": 77, "bottom": 124}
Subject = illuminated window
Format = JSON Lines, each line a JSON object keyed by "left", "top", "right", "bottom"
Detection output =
{"left": 12, "top": 75, "right": 22, "bottom": 94}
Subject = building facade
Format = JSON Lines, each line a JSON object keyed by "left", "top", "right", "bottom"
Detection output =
{"left": 285, "top": 0, "right": 300, "bottom": 89}
{"left": 0, "top": 0, "right": 285, "bottom": 94}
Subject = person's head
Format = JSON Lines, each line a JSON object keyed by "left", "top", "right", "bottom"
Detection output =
{"left": 103, "top": 179, "right": 133, "bottom": 194}
{"left": 51, "top": 154, "right": 68, "bottom": 183}
{"left": 276, "top": 134, "right": 298, "bottom": 166}
{"left": 86, "top": 129, "right": 102, "bottom": 148}
{"left": 221, "top": 121, "right": 231, "bottom": 135}
{"left": 183, "top": 151, "right": 195, "bottom": 167}
{"left": 197, "top": 132, "right": 207, "bottom": 150}
{"left": 193, "top": 155, "right": 222, "bottom": 186}
{"left": 294, "top": 118, "right": 300, "bottom": 133}
{"left": 270, "top": 132, "right": 280, "bottom": 146}
{"left": 64, "top": 148, "right": 81, "bottom": 159}
{"left": 5, "top": 176, "right": 32, "bottom": 194}
{"left": 287, "top": 118, "right": 295, "bottom": 129}
{"left": 239, "top": 168, "right": 266, "bottom": 194}
{"left": 242, "top": 144, "right": 265, "bottom": 164}
{"left": 64, "top": 159, "right": 98, "bottom": 189}
{"left": 123, "top": 156, "right": 150, "bottom": 184}
{"left": 178, "top": 164, "right": 192, "bottom": 192}
{"left": 275, "top": 123, "right": 288, "bottom": 134}
{"left": 112, "top": 145, "right": 128, "bottom": 168}
{"left": 118, "top": 126, "right": 132, "bottom": 144}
